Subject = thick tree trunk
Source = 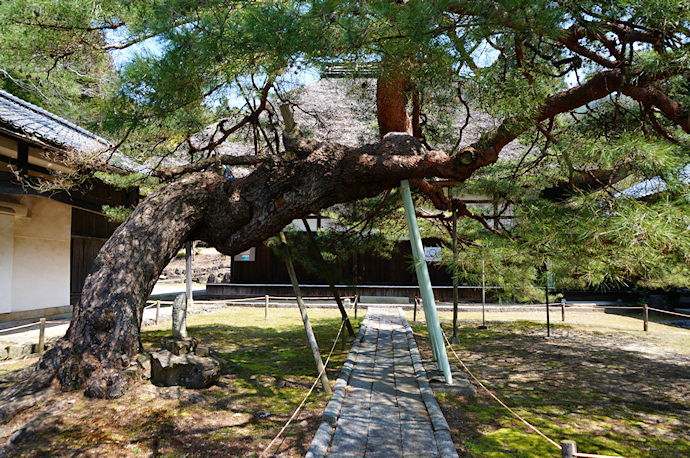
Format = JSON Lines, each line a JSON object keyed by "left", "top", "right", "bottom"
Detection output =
{"left": 0, "top": 134, "right": 480, "bottom": 418}
{"left": 0, "top": 66, "right": 639, "bottom": 421}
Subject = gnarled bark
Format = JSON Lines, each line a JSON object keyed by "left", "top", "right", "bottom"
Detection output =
{"left": 0, "top": 62, "right": 675, "bottom": 422}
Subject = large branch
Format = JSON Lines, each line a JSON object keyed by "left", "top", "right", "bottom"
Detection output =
{"left": 152, "top": 154, "right": 269, "bottom": 180}
{"left": 475, "top": 69, "right": 625, "bottom": 163}
{"left": 622, "top": 84, "right": 690, "bottom": 134}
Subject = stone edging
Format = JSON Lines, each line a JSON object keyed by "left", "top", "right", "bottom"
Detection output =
{"left": 398, "top": 307, "right": 459, "bottom": 458}
{"left": 306, "top": 313, "right": 370, "bottom": 458}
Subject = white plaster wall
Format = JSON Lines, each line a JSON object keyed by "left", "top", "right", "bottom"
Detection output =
{"left": 11, "top": 197, "right": 71, "bottom": 312}
{"left": 0, "top": 215, "right": 14, "bottom": 314}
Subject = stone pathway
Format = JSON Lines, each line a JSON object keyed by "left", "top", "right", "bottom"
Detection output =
{"left": 307, "top": 306, "right": 458, "bottom": 458}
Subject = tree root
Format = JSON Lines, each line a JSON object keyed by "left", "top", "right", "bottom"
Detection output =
{"left": 0, "top": 368, "right": 57, "bottom": 424}
{"left": 5, "top": 396, "right": 70, "bottom": 450}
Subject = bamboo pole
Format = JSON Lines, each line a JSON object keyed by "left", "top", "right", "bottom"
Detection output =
{"left": 279, "top": 232, "right": 332, "bottom": 395}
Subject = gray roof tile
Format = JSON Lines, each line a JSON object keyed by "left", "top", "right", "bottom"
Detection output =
{"left": 0, "top": 88, "right": 110, "bottom": 152}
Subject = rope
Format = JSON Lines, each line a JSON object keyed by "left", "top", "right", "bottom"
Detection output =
{"left": 565, "top": 305, "right": 642, "bottom": 310}
{"left": 442, "top": 329, "right": 629, "bottom": 458}
{"left": 575, "top": 453, "right": 628, "bottom": 458}
{"left": 647, "top": 307, "right": 690, "bottom": 319}
{"left": 259, "top": 295, "right": 355, "bottom": 301}
{"left": 0, "top": 319, "right": 68, "bottom": 334}
{"left": 259, "top": 318, "right": 347, "bottom": 457}
{"left": 223, "top": 296, "right": 270, "bottom": 302}
{"left": 441, "top": 329, "right": 562, "bottom": 451}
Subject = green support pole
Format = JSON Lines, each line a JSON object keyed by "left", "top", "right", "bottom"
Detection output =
{"left": 400, "top": 180, "right": 453, "bottom": 384}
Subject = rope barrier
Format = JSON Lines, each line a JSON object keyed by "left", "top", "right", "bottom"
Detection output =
{"left": 442, "top": 328, "right": 628, "bottom": 458}
{"left": 565, "top": 305, "right": 642, "bottom": 310}
{"left": 648, "top": 307, "right": 690, "bottom": 319}
{"left": 441, "top": 329, "right": 562, "bottom": 451}
{"left": 223, "top": 296, "right": 270, "bottom": 302}
{"left": 256, "top": 295, "right": 355, "bottom": 301}
{"left": 0, "top": 319, "right": 68, "bottom": 334}
{"left": 259, "top": 318, "right": 347, "bottom": 457}
{"left": 574, "top": 453, "right": 627, "bottom": 458}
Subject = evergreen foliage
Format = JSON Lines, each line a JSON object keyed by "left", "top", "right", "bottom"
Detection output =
{"left": 1, "top": 0, "right": 689, "bottom": 297}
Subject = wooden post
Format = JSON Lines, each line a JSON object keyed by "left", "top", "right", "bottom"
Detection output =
{"left": 301, "top": 218, "right": 355, "bottom": 337}
{"left": 354, "top": 295, "right": 358, "bottom": 320}
{"left": 451, "top": 205, "right": 460, "bottom": 344}
{"left": 561, "top": 440, "right": 577, "bottom": 458}
{"left": 545, "top": 266, "right": 551, "bottom": 337}
{"left": 561, "top": 298, "right": 566, "bottom": 322}
{"left": 643, "top": 303, "right": 649, "bottom": 332}
{"left": 413, "top": 297, "right": 418, "bottom": 322}
{"left": 155, "top": 300, "right": 160, "bottom": 324}
{"left": 265, "top": 295, "right": 269, "bottom": 321}
{"left": 479, "top": 257, "right": 487, "bottom": 329}
{"left": 280, "top": 232, "right": 332, "bottom": 395}
{"left": 38, "top": 318, "right": 46, "bottom": 353}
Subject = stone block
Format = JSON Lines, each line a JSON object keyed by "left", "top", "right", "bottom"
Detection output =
{"left": 137, "top": 354, "right": 152, "bottom": 379}
{"left": 124, "top": 365, "right": 139, "bottom": 380}
{"left": 7, "top": 343, "right": 32, "bottom": 359}
{"left": 151, "top": 349, "right": 222, "bottom": 389}
{"left": 161, "top": 337, "right": 198, "bottom": 355}
{"left": 172, "top": 292, "right": 188, "bottom": 339}
{"left": 195, "top": 345, "right": 210, "bottom": 357}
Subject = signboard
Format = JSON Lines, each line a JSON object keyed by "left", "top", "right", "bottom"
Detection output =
{"left": 233, "top": 247, "right": 256, "bottom": 262}
{"left": 424, "top": 246, "right": 442, "bottom": 262}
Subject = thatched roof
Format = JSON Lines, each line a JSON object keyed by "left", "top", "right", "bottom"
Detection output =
{"left": 171, "top": 77, "right": 524, "bottom": 168}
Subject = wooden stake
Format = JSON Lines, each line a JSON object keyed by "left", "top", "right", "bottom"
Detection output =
{"left": 561, "top": 440, "right": 577, "bottom": 458}
{"left": 38, "top": 318, "right": 46, "bottom": 353}
{"left": 280, "top": 232, "right": 332, "bottom": 395}
{"left": 643, "top": 303, "right": 649, "bottom": 332}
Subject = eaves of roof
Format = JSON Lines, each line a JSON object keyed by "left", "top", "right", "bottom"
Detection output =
{"left": 0, "top": 89, "right": 147, "bottom": 174}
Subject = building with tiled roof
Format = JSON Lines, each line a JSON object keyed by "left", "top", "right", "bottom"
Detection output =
{"left": 0, "top": 90, "right": 139, "bottom": 321}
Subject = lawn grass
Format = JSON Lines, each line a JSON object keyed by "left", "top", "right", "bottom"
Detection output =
{"left": 2, "top": 307, "right": 360, "bottom": 457}
{"left": 410, "top": 310, "right": 690, "bottom": 458}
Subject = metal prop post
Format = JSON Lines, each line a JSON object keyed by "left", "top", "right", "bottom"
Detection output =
{"left": 400, "top": 180, "right": 452, "bottom": 384}
{"left": 279, "top": 232, "right": 332, "bottom": 395}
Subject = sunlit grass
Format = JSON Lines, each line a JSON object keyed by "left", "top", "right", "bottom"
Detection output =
{"left": 411, "top": 310, "right": 690, "bottom": 458}
{"left": 4, "top": 306, "right": 361, "bottom": 457}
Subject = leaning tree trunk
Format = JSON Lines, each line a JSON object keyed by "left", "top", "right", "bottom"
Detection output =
{"left": 0, "top": 67, "right": 638, "bottom": 421}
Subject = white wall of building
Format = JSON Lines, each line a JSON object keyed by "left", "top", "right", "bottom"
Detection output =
{"left": 9, "top": 196, "right": 71, "bottom": 312}
{"left": 0, "top": 214, "right": 14, "bottom": 314}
